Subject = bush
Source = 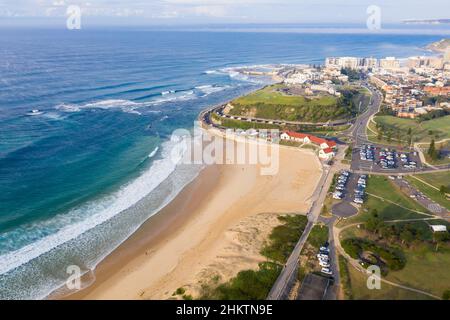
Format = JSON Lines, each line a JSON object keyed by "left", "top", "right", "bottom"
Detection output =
{"left": 261, "top": 215, "right": 308, "bottom": 263}
{"left": 341, "top": 238, "right": 406, "bottom": 273}
{"left": 209, "top": 262, "right": 282, "bottom": 300}
{"left": 443, "top": 290, "right": 450, "bottom": 300}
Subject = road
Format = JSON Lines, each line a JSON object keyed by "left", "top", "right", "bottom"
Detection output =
{"left": 267, "top": 160, "right": 345, "bottom": 300}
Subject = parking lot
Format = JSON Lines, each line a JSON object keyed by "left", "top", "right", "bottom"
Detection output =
{"left": 392, "top": 176, "right": 450, "bottom": 218}
{"left": 351, "top": 144, "right": 423, "bottom": 174}
{"left": 331, "top": 170, "right": 367, "bottom": 217}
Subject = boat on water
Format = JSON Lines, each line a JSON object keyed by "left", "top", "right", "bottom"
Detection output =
{"left": 26, "top": 109, "right": 44, "bottom": 116}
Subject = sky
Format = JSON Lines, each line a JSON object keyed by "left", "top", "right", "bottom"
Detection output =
{"left": 0, "top": 0, "right": 449, "bottom": 26}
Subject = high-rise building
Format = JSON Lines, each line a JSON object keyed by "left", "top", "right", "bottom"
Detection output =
{"left": 380, "top": 57, "right": 400, "bottom": 70}
{"left": 444, "top": 48, "right": 450, "bottom": 63}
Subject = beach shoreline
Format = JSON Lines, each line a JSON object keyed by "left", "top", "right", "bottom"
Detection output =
{"left": 59, "top": 131, "right": 323, "bottom": 300}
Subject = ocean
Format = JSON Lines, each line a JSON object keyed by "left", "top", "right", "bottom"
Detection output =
{"left": 0, "top": 27, "right": 447, "bottom": 299}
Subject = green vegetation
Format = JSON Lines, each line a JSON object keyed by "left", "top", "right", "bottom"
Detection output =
{"left": 338, "top": 255, "right": 353, "bottom": 300}
{"left": 341, "top": 238, "right": 406, "bottom": 275}
{"left": 405, "top": 174, "right": 450, "bottom": 210}
{"left": 340, "top": 68, "right": 362, "bottom": 81}
{"left": 203, "top": 262, "right": 282, "bottom": 300}
{"left": 344, "top": 145, "right": 353, "bottom": 160}
{"left": 427, "top": 139, "right": 440, "bottom": 161}
{"left": 339, "top": 175, "right": 429, "bottom": 228}
{"left": 280, "top": 140, "right": 302, "bottom": 148}
{"left": 371, "top": 114, "right": 450, "bottom": 144}
{"left": 346, "top": 261, "right": 435, "bottom": 300}
{"left": 200, "top": 214, "right": 307, "bottom": 300}
{"left": 173, "top": 287, "right": 186, "bottom": 296}
{"left": 417, "top": 170, "right": 450, "bottom": 188}
{"left": 297, "top": 224, "right": 329, "bottom": 289}
{"left": 228, "top": 84, "right": 366, "bottom": 123}
{"left": 211, "top": 113, "right": 281, "bottom": 130}
{"left": 305, "top": 224, "right": 329, "bottom": 249}
{"left": 261, "top": 215, "right": 308, "bottom": 263}
{"left": 340, "top": 220, "right": 450, "bottom": 298}
{"left": 386, "top": 243, "right": 450, "bottom": 297}
{"left": 443, "top": 290, "right": 450, "bottom": 300}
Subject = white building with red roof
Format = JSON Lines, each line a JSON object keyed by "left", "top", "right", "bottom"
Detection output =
{"left": 281, "top": 131, "right": 337, "bottom": 159}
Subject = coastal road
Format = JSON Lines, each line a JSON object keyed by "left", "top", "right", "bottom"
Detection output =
{"left": 267, "top": 162, "right": 342, "bottom": 300}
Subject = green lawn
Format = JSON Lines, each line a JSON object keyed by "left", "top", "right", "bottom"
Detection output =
{"left": 340, "top": 222, "right": 450, "bottom": 299}
{"left": 415, "top": 171, "right": 450, "bottom": 189}
{"left": 347, "top": 262, "right": 435, "bottom": 300}
{"left": 386, "top": 243, "right": 450, "bottom": 298}
{"left": 365, "top": 176, "right": 429, "bottom": 213}
{"left": 405, "top": 174, "right": 450, "bottom": 211}
{"left": 372, "top": 115, "right": 450, "bottom": 143}
{"left": 339, "top": 176, "right": 430, "bottom": 227}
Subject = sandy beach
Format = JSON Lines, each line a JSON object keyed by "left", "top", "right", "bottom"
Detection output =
{"left": 67, "top": 134, "right": 323, "bottom": 300}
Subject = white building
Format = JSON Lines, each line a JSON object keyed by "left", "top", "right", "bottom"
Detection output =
{"left": 430, "top": 225, "right": 447, "bottom": 232}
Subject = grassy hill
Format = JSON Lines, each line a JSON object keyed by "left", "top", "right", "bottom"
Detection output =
{"left": 227, "top": 84, "right": 367, "bottom": 123}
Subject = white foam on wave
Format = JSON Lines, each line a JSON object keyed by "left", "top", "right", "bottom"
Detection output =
{"left": 151, "top": 90, "right": 195, "bottom": 105}
{"left": 148, "top": 146, "right": 159, "bottom": 158}
{"left": 195, "top": 84, "right": 230, "bottom": 96}
{"left": 0, "top": 136, "right": 188, "bottom": 276}
{"left": 56, "top": 99, "right": 143, "bottom": 115}
{"left": 204, "top": 65, "right": 276, "bottom": 84}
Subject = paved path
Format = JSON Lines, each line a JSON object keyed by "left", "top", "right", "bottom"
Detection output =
{"left": 267, "top": 161, "right": 342, "bottom": 300}
{"left": 334, "top": 220, "right": 441, "bottom": 300}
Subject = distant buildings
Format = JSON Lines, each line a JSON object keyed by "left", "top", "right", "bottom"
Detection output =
{"left": 379, "top": 57, "right": 401, "bottom": 70}
{"left": 367, "top": 55, "right": 449, "bottom": 119}
{"left": 325, "top": 57, "right": 378, "bottom": 70}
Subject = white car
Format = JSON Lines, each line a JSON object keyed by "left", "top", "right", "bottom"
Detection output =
{"left": 354, "top": 198, "right": 364, "bottom": 204}
{"left": 321, "top": 268, "right": 333, "bottom": 275}
{"left": 320, "top": 246, "right": 330, "bottom": 252}
{"left": 317, "top": 254, "right": 328, "bottom": 259}
{"left": 319, "top": 261, "right": 330, "bottom": 268}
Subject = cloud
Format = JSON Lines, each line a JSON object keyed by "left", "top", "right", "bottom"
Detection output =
{"left": 0, "top": 0, "right": 448, "bottom": 23}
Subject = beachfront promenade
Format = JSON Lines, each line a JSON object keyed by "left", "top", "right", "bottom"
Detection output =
{"left": 267, "top": 163, "right": 338, "bottom": 300}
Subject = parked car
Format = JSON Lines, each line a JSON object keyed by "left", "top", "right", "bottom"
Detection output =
{"left": 321, "top": 268, "right": 333, "bottom": 275}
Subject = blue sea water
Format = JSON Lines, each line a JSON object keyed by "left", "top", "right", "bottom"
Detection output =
{"left": 0, "top": 27, "right": 447, "bottom": 299}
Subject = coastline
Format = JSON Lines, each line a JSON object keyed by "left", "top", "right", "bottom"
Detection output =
{"left": 61, "top": 133, "right": 323, "bottom": 300}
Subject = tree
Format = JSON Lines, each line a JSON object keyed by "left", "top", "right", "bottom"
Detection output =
{"left": 428, "top": 139, "right": 438, "bottom": 160}
{"left": 366, "top": 209, "right": 385, "bottom": 234}
{"left": 399, "top": 229, "right": 414, "bottom": 246}
{"left": 443, "top": 290, "right": 450, "bottom": 300}
{"left": 433, "top": 232, "right": 450, "bottom": 252}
